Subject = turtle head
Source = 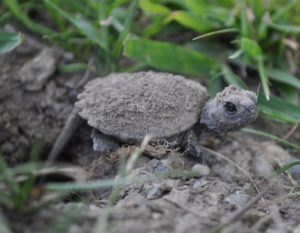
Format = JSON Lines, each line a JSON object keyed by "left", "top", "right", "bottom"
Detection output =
{"left": 200, "top": 85, "right": 258, "bottom": 133}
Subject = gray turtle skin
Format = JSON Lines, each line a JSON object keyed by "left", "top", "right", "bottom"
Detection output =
{"left": 75, "top": 71, "right": 258, "bottom": 159}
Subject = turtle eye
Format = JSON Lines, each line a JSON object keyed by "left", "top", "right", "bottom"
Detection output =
{"left": 224, "top": 101, "right": 237, "bottom": 114}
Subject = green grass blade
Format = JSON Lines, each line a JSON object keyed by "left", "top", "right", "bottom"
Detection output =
{"left": 239, "top": 38, "right": 270, "bottom": 99}
{"left": 0, "top": 31, "right": 22, "bottom": 54}
{"left": 272, "top": 160, "right": 300, "bottom": 177}
{"left": 261, "top": 111, "right": 298, "bottom": 124}
{"left": 167, "top": 11, "right": 214, "bottom": 32}
{"left": 113, "top": 0, "right": 138, "bottom": 60}
{"left": 228, "top": 49, "right": 243, "bottom": 59}
{"left": 184, "top": 0, "right": 231, "bottom": 23}
{"left": 258, "top": 95, "right": 300, "bottom": 124}
{"left": 231, "top": 59, "right": 300, "bottom": 89}
{"left": 4, "top": 0, "right": 54, "bottom": 35}
{"left": 242, "top": 128, "right": 300, "bottom": 151}
{"left": 0, "top": 211, "right": 12, "bottom": 233}
{"left": 107, "top": 0, "right": 130, "bottom": 14}
{"left": 185, "top": 40, "right": 230, "bottom": 61}
{"left": 54, "top": 0, "right": 87, "bottom": 14}
{"left": 13, "top": 142, "right": 41, "bottom": 211}
{"left": 183, "top": 0, "right": 206, "bottom": 14}
{"left": 221, "top": 64, "right": 247, "bottom": 88}
{"left": 240, "top": 38, "right": 270, "bottom": 99}
{"left": 257, "top": 58, "right": 270, "bottom": 100}
{"left": 14, "top": 174, "right": 36, "bottom": 211}
{"left": 97, "top": 0, "right": 109, "bottom": 50}
{"left": 239, "top": 1, "right": 250, "bottom": 38}
{"left": 0, "top": 155, "right": 19, "bottom": 194}
{"left": 276, "top": 84, "right": 298, "bottom": 105}
{"left": 124, "top": 37, "right": 218, "bottom": 77}
{"left": 0, "top": 12, "right": 11, "bottom": 26}
{"left": 139, "top": 0, "right": 171, "bottom": 15}
{"left": 271, "top": 1, "right": 296, "bottom": 22}
{"left": 208, "top": 72, "right": 222, "bottom": 96}
{"left": 0, "top": 192, "right": 12, "bottom": 207}
{"left": 248, "top": 0, "right": 265, "bottom": 19}
{"left": 193, "top": 28, "right": 238, "bottom": 40}
{"left": 266, "top": 68, "right": 300, "bottom": 89}
{"left": 120, "top": 62, "right": 146, "bottom": 73}
{"left": 45, "top": 0, "right": 67, "bottom": 32}
{"left": 46, "top": 176, "right": 143, "bottom": 192}
{"left": 58, "top": 63, "right": 89, "bottom": 74}
{"left": 142, "top": 16, "right": 169, "bottom": 37}
{"left": 0, "top": 162, "right": 41, "bottom": 178}
{"left": 240, "top": 37, "right": 263, "bottom": 60}
{"left": 44, "top": 0, "right": 107, "bottom": 51}
{"left": 269, "top": 22, "right": 300, "bottom": 34}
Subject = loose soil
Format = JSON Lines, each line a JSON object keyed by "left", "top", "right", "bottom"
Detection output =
{"left": 1, "top": 31, "right": 300, "bottom": 233}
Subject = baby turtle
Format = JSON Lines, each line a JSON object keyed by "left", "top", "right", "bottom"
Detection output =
{"left": 74, "top": 71, "right": 258, "bottom": 158}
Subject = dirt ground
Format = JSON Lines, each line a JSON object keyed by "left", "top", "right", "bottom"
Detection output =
{"left": 1, "top": 32, "right": 300, "bottom": 233}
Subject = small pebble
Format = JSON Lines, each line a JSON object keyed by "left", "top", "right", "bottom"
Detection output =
{"left": 191, "top": 164, "right": 210, "bottom": 177}
{"left": 153, "top": 160, "right": 171, "bottom": 176}
{"left": 225, "top": 192, "right": 250, "bottom": 208}
{"left": 146, "top": 184, "right": 172, "bottom": 200}
{"left": 147, "top": 186, "right": 162, "bottom": 200}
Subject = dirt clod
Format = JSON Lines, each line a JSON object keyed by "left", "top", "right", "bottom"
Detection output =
{"left": 18, "top": 48, "right": 58, "bottom": 91}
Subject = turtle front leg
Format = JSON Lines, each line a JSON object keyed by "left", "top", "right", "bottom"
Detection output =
{"left": 184, "top": 129, "right": 209, "bottom": 164}
{"left": 91, "top": 129, "right": 120, "bottom": 154}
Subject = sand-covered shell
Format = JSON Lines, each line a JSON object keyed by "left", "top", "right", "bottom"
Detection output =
{"left": 75, "top": 71, "right": 208, "bottom": 141}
